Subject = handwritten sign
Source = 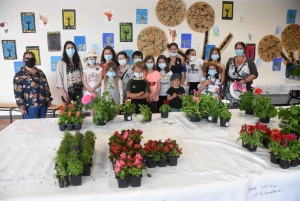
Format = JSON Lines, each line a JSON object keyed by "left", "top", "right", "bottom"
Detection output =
{"left": 0, "top": 175, "right": 26, "bottom": 183}
{"left": 249, "top": 184, "right": 284, "bottom": 199}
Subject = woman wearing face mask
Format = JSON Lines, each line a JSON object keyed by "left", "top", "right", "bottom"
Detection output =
{"left": 101, "top": 61, "right": 123, "bottom": 105}
{"left": 156, "top": 55, "right": 172, "bottom": 112}
{"left": 82, "top": 52, "right": 102, "bottom": 96}
{"left": 56, "top": 41, "right": 83, "bottom": 103}
{"left": 167, "top": 43, "right": 186, "bottom": 85}
{"left": 185, "top": 48, "right": 204, "bottom": 95}
{"left": 224, "top": 42, "right": 258, "bottom": 109}
{"left": 13, "top": 51, "right": 53, "bottom": 119}
{"left": 117, "top": 51, "right": 134, "bottom": 100}
{"left": 99, "top": 46, "right": 119, "bottom": 79}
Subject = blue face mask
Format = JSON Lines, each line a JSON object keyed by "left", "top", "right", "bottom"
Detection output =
{"left": 208, "top": 69, "right": 217, "bottom": 75}
{"left": 66, "top": 48, "right": 75, "bottom": 57}
{"left": 106, "top": 71, "right": 116, "bottom": 77}
{"left": 104, "top": 55, "right": 113, "bottom": 61}
{"left": 211, "top": 54, "right": 219, "bottom": 61}
{"left": 146, "top": 63, "right": 154, "bottom": 69}
{"left": 87, "top": 59, "right": 95, "bottom": 65}
{"left": 134, "top": 58, "right": 142, "bottom": 63}
{"left": 170, "top": 52, "right": 178, "bottom": 57}
{"left": 235, "top": 50, "right": 244, "bottom": 56}
{"left": 158, "top": 63, "right": 167, "bottom": 69}
{"left": 133, "top": 72, "right": 143, "bottom": 78}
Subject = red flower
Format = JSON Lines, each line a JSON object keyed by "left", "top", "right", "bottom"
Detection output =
{"left": 285, "top": 134, "right": 297, "bottom": 141}
{"left": 114, "top": 131, "right": 119, "bottom": 136}
{"left": 163, "top": 100, "right": 170, "bottom": 105}
{"left": 254, "top": 88, "right": 263, "bottom": 95}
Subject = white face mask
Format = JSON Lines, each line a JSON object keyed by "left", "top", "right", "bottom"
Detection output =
{"left": 118, "top": 59, "right": 127, "bottom": 66}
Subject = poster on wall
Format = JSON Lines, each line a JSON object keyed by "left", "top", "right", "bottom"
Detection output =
{"left": 50, "top": 56, "right": 62, "bottom": 72}
{"left": 136, "top": 9, "right": 148, "bottom": 24}
{"left": 248, "top": 31, "right": 254, "bottom": 41}
{"left": 168, "top": 28, "right": 177, "bottom": 43}
{"left": 26, "top": 46, "right": 41, "bottom": 65}
{"left": 286, "top": 10, "right": 297, "bottom": 24}
{"left": 104, "top": 9, "right": 114, "bottom": 24}
{"left": 47, "top": 32, "right": 61, "bottom": 51}
{"left": 62, "top": 9, "right": 76, "bottom": 29}
{"left": 245, "top": 43, "right": 256, "bottom": 60}
{"left": 21, "top": 12, "right": 36, "bottom": 33}
{"left": 2, "top": 40, "right": 17, "bottom": 60}
{"left": 222, "top": 1, "right": 233, "bottom": 20}
{"left": 0, "top": 21, "right": 11, "bottom": 36}
{"left": 193, "top": 40, "right": 201, "bottom": 50}
{"left": 120, "top": 23, "right": 132, "bottom": 42}
{"left": 286, "top": 62, "right": 296, "bottom": 77}
{"left": 213, "top": 27, "right": 220, "bottom": 37}
{"left": 91, "top": 44, "right": 100, "bottom": 54}
{"left": 74, "top": 36, "right": 86, "bottom": 51}
{"left": 14, "top": 61, "right": 24, "bottom": 73}
{"left": 255, "top": 58, "right": 263, "bottom": 68}
{"left": 239, "top": 12, "right": 246, "bottom": 22}
{"left": 205, "top": 44, "right": 216, "bottom": 60}
{"left": 272, "top": 58, "right": 282, "bottom": 71}
{"left": 102, "top": 33, "right": 114, "bottom": 48}
{"left": 275, "top": 26, "right": 282, "bottom": 36}
{"left": 39, "top": 13, "right": 50, "bottom": 28}
{"left": 122, "top": 50, "right": 134, "bottom": 65}
{"left": 181, "top": 34, "right": 191, "bottom": 48}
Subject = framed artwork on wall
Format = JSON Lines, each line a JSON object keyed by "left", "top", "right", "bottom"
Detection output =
{"left": 47, "top": 32, "right": 61, "bottom": 51}
{"left": 120, "top": 23, "right": 133, "bottom": 42}
{"left": 21, "top": 12, "right": 36, "bottom": 33}
{"left": 2, "top": 40, "right": 17, "bottom": 60}
{"left": 222, "top": 1, "right": 233, "bottom": 20}
{"left": 246, "top": 43, "right": 256, "bottom": 60}
{"left": 62, "top": 9, "right": 76, "bottom": 29}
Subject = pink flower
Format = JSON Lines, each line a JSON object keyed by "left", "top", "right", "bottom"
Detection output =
{"left": 192, "top": 96, "right": 200, "bottom": 102}
{"left": 91, "top": 93, "right": 97, "bottom": 98}
{"left": 122, "top": 132, "right": 128, "bottom": 139}
{"left": 81, "top": 94, "right": 92, "bottom": 104}
{"left": 127, "top": 155, "right": 131, "bottom": 159}
{"left": 286, "top": 134, "right": 297, "bottom": 141}
{"left": 135, "top": 153, "right": 142, "bottom": 161}
{"left": 120, "top": 153, "right": 126, "bottom": 159}
{"left": 134, "top": 159, "right": 140, "bottom": 166}
{"left": 119, "top": 160, "right": 125, "bottom": 167}
{"left": 115, "top": 166, "right": 120, "bottom": 173}
{"left": 251, "top": 83, "right": 256, "bottom": 87}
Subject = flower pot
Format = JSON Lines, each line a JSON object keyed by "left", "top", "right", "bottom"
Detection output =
{"left": 167, "top": 156, "right": 179, "bottom": 166}
{"left": 89, "top": 158, "right": 93, "bottom": 167}
{"left": 116, "top": 176, "right": 130, "bottom": 188}
{"left": 207, "top": 116, "right": 218, "bottom": 123}
{"left": 289, "top": 75, "right": 294, "bottom": 79}
{"left": 67, "top": 124, "right": 74, "bottom": 131}
{"left": 242, "top": 141, "right": 248, "bottom": 148}
{"left": 147, "top": 114, "right": 152, "bottom": 122}
{"left": 190, "top": 114, "right": 200, "bottom": 122}
{"left": 270, "top": 152, "right": 279, "bottom": 164}
{"left": 74, "top": 123, "right": 82, "bottom": 130}
{"left": 131, "top": 175, "right": 142, "bottom": 187}
{"left": 259, "top": 116, "right": 270, "bottom": 123}
{"left": 145, "top": 158, "right": 157, "bottom": 168}
{"left": 161, "top": 112, "right": 169, "bottom": 118}
{"left": 220, "top": 118, "right": 230, "bottom": 127}
{"left": 158, "top": 158, "right": 167, "bottom": 167}
{"left": 124, "top": 114, "right": 132, "bottom": 121}
{"left": 70, "top": 175, "right": 82, "bottom": 186}
{"left": 58, "top": 176, "right": 70, "bottom": 188}
{"left": 294, "top": 76, "right": 299, "bottom": 81}
{"left": 82, "top": 165, "right": 91, "bottom": 176}
{"left": 59, "top": 124, "right": 66, "bottom": 131}
{"left": 262, "top": 138, "right": 270, "bottom": 148}
{"left": 279, "top": 159, "right": 290, "bottom": 169}
{"left": 97, "top": 121, "right": 106, "bottom": 126}
{"left": 245, "top": 107, "right": 254, "bottom": 115}
{"left": 247, "top": 144, "right": 257, "bottom": 152}
{"left": 291, "top": 158, "right": 298, "bottom": 167}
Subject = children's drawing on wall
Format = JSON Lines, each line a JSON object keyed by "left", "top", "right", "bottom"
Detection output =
{"left": 2, "top": 40, "right": 17, "bottom": 60}
{"left": 122, "top": 50, "right": 134, "bottom": 65}
{"left": 21, "top": 12, "right": 36, "bottom": 33}
{"left": 213, "top": 27, "right": 219, "bottom": 37}
{"left": 0, "top": 21, "right": 11, "bottom": 36}
{"left": 275, "top": 26, "right": 282, "bottom": 36}
{"left": 222, "top": 1, "right": 233, "bottom": 20}
{"left": 136, "top": 9, "right": 148, "bottom": 24}
{"left": 248, "top": 31, "right": 254, "bottom": 41}
{"left": 239, "top": 12, "right": 246, "bottom": 22}
{"left": 104, "top": 9, "right": 114, "bottom": 24}
{"left": 286, "top": 10, "right": 297, "bottom": 24}
{"left": 50, "top": 56, "right": 62, "bottom": 72}
{"left": 47, "top": 31, "right": 61, "bottom": 51}
{"left": 103, "top": 33, "right": 114, "bottom": 48}
{"left": 272, "top": 58, "right": 282, "bottom": 71}
{"left": 26, "top": 46, "right": 41, "bottom": 65}
{"left": 286, "top": 62, "right": 297, "bottom": 77}
{"left": 39, "top": 13, "right": 50, "bottom": 28}
{"left": 168, "top": 28, "right": 177, "bottom": 43}
{"left": 91, "top": 44, "right": 99, "bottom": 54}
{"left": 120, "top": 23, "right": 133, "bottom": 42}
{"left": 181, "top": 34, "right": 191, "bottom": 48}
{"left": 14, "top": 61, "right": 24, "bottom": 73}
{"left": 205, "top": 45, "right": 216, "bottom": 60}
{"left": 74, "top": 36, "right": 86, "bottom": 51}
{"left": 245, "top": 43, "right": 256, "bottom": 60}
{"left": 255, "top": 59, "right": 263, "bottom": 68}
{"left": 62, "top": 9, "right": 76, "bottom": 29}
{"left": 193, "top": 40, "right": 201, "bottom": 50}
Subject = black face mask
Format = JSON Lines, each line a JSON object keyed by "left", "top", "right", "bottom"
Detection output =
{"left": 25, "top": 58, "right": 35, "bottom": 68}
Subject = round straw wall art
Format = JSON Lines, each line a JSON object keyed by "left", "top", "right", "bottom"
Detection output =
{"left": 281, "top": 24, "right": 300, "bottom": 52}
{"left": 258, "top": 35, "right": 282, "bottom": 62}
{"left": 156, "top": 0, "right": 186, "bottom": 27}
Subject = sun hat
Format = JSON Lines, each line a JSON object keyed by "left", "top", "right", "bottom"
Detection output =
{"left": 202, "top": 61, "right": 223, "bottom": 73}
{"left": 83, "top": 52, "right": 101, "bottom": 62}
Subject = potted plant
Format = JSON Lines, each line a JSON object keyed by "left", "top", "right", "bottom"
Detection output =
{"left": 256, "top": 122, "right": 272, "bottom": 148}
{"left": 290, "top": 140, "right": 300, "bottom": 167}
{"left": 278, "top": 105, "right": 300, "bottom": 138}
{"left": 163, "top": 138, "right": 183, "bottom": 166}
{"left": 239, "top": 88, "right": 254, "bottom": 115}
{"left": 115, "top": 153, "right": 146, "bottom": 188}
{"left": 237, "top": 123, "right": 263, "bottom": 152}
{"left": 181, "top": 90, "right": 204, "bottom": 122}
{"left": 159, "top": 100, "right": 171, "bottom": 118}
{"left": 143, "top": 140, "right": 161, "bottom": 168}
{"left": 289, "top": 68, "right": 295, "bottom": 79}
{"left": 67, "top": 150, "right": 84, "bottom": 186}
{"left": 139, "top": 104, "right": 152, "bottom": 123}
{"left": 205, "top": 94, "right": 219, "bottom": 123}
{"left": 217, "top": 99, "right": 232, "bottom": 127}
{"left": 81, "top": 132, "right": 95, "bottom": 176}
{"left": 252, "top": 88, "right": 277, "bottom": 123}
{"left": 293, "top": 68, "right": 300, "bottom": 81}
{"left": 120, "top": 99, "right": 136, "bottom": 121}
{"left": 268, "top": 128, "right": 282, "bottom": 164}
{"left": 54, "top": 164, "right": 70, "bottom": 188}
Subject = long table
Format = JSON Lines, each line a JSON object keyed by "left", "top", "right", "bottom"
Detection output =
{"left": 0, "top": 111, "right": 299, "bottom": 201}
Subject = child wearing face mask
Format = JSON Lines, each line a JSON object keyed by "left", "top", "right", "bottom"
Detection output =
{"left": 99, "top": 46, "right": 119, "bottom": 79}
{"left": 132, "top": 50, "right": 147, "bottom": 79}
{"left": 198, "top": 61, "right": 223, "bottom": 98}
{"left": 167, "top": 43, "right": 186, "bottom": 85}
{"left": 101, "top": 61, "right": 123, "bottom": 104}
{"left": 185, "top": 49, "right": 204, "bottom": 95}
{"left": 156, "top": 55, "right": 172, "bottom": 113}
{"left": 126, "top": 61, "right": 150, "bottom": 114}
{"left": 82, "top": 53, "right": 103, "bottom": 96}
{"left": 145, "top": 55, "right": 161, "bottom": 113}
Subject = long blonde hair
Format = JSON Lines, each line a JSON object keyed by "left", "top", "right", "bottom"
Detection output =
{"left": 104, "top": 61, "right": 119, "bottom": 91}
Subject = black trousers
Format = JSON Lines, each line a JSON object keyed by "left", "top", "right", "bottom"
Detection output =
{"left": 61, "top": 91, "right": 83, "bottom": 104}
{"left": 189, "top": 82, "right": 199, "bottom": 95}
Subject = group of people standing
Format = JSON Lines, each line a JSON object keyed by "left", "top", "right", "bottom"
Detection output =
{"left": 13, "top": 40, "right": 258, "bottom": 119}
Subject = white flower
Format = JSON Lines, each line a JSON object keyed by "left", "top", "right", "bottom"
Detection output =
{"left": 251, "top": 83, "right": 256, "bottom": 87}
{"left": 222, "top": 99, "right": 230, "bottom": 104}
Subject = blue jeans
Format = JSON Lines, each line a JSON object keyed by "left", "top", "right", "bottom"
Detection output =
{"left": 170, "top": 108, "right": 181, "bottom": 112}
{"left": 24, "top": 106, "right": 47, "bottom": 119}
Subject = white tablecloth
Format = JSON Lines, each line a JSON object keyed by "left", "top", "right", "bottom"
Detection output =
{"left": 0, "top": 112, "right": 300, "bottom": 201}
{"left": 254, "top": 79, "right": 300, "bottom": 94}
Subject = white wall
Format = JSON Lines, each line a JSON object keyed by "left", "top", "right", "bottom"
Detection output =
{"left": 0, "top": 0, "right": 300, "bottom": 106}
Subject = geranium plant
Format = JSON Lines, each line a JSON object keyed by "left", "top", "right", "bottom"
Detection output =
{"left": 58, "top": 101, "right": 84, "bottom": 125}
{"left": 278, "top": 105, "right": 300, "bottom": 137}
{"left": 181, "top": 90, "right": 204, "bottom": 118}
{"left": 217, "top": 99, "right": 232, "bottom": 120}
{"left": 252, "top": 88, "right": 277, "bottom": 119}
{"left": 237, "top": 123, "right": 265, "bottom": 148}
{"left": 159, "top": 100, "right": 171, "bottom": 113}
{"left": 204, "top": 93, "right": 220, "bottom": 118}
{"left": 115, "top": 153, "right": 146, "bottom": 179}
{"left": 120, "top": 99, "right": 136, "bottom": 116}
{"left": 139, "top": 104, "right": 152, "bottom": 123}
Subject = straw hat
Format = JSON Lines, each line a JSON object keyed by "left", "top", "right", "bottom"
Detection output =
{"left": 83, "top": 52, "right": 101, "bottom": 62}
{"left": 202, "top": 61, "right": 223, "bottom": 73}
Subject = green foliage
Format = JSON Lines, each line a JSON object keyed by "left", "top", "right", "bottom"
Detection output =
{"left": 159, "top": 100, "right": 171, "bottom": 113}
{"left": 120, "top": 100, "right": 136, "bottom": 115}
{"left": 204, "top": 93, "right": 219, "bottom": 118}
{"left": 239, "top": 91, "right": 254, "bottom": 111}
{"left": 237, "top": 130, "right": 263, "bottom": 148}
{"left": 268, "top": 141, "right": 282, "bottom": 156}
{"left": 279, "top": 146, "right": 298, "bottom": 161}
{"left": 67, "top": 150, "right": 83, "bottom": 176}
{"left": 181, "top": 94, "right": 204, "bottom": 119}
{"left": 139, "top": 104, "right": 152, "bottom": 123}
{"left": 252, "top": 94, "right": 277, "bottom": 118}
{"left": 217, "top": 100, "right": 232, "bottom": 120}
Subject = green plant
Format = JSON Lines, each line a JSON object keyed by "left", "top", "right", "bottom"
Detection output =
{"left": 252, "top": 88, "right": 277, "bottom": 118}
{"left": 57, "top": 100, "right": 85, "bottom": 125}
{"left": 159, "top": 100, "right": 171, "bottom": 113}
{"left": 67, "top": 150, "right": 84, "bottom": 176}
{"left": 120, "top": 99, "right": 136, "bottom": 115}
{"left": 239, "top": 90, "right": 254, "bottom": 111}
{"left": 294, "top": 68, "right": 300, "bottom": 76}
{"left": 54, "top": 164, "right": 69, "bottom": 186}
{"left": 217, "top": 99, "right": 232, "bottom": 120}
{"left": 143, "top": 140, "right": 165, "bottom": 161}
{"left": 115, "top": 153, "right": 146, "bottom": 179}
{"left": 289, "top": 68, "right": 296, "bottom": 76}
{"left": 278, "top": 105, "right": 300, "bottom": 137}
{"left": 237, "top": 124, "right": 263, "bottom": 148}
{"left": 181, "top": 91, "right": 205, "bottom": 118}
{"left": 139, "top": 104, "right": 152, "bottom": 123}
{"left": 204, "top": 93, "right": 219, "bottom": 118}
{"left": 164, "top": 138, "right": 183, "bottom": 157}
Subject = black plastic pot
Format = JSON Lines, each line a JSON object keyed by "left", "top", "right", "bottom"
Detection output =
{"left": 116, "top": 176, "right": 130, "bottom": 188}
{"left": 247, "top": 145, "right": 257, "bottom": 152}
{"left": 167, "top": 156, "right": 179, "bottom": 166}
{"left": 158, "top": 158, "right": 167, "bottom": 167}
{"left": 207, "top": 116, "right": 218, "bottom": 123}
{"left": 124, "top": 114, "right": 132, "bottom": 121}
{"left": 245, "top": 107, "right": 254, "bottom": 115}
{"left": 145, "top": 158, "right": 157, "bottom": 168}
{"left": 74, "top": 124, "right": 82, "bottom": 130}
{"left": 131, "top": 175, "right": 142, "bottom": 187}
{"left": 242, "top": 141, "right": 248, "bottom": 148}
{"left": 161, "top": 112, "right": 169, "bottom": 118}
{"left": 220, "top": 118, "right": 230, "bottom": 127}
{"left": 67, "top": 124, "right": 74, "bottom": 131}
{"left": 190, "top": 114, "right": 200, "bottom": 122}
{"left": 279, "top": 159, "right": 290, "bottom": 169}
{"left": 270, "top": 152, "right": 280, "bottom": 164}
{"left": 291, "top": 158, "right": 298, "bottom": 167}
{"left": 58, "top": 176, "right": 70, "bottom": 188}
{"left": 59, "top": 124, "right": 66, "bottom": 131}
{"left": 259, "top": 116, "right": 270, "bottom": 123}
{"left": 82, "top": 165, "right": 91, "bottom": 176}
{"left": 71, "top": 175, "right": 82, "bottom": 186}
{"left": 97, "top": 121, "right": 106, "bottom": 126}
{"left": 262, "top": 138, "right": 270, "bottom": 148}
